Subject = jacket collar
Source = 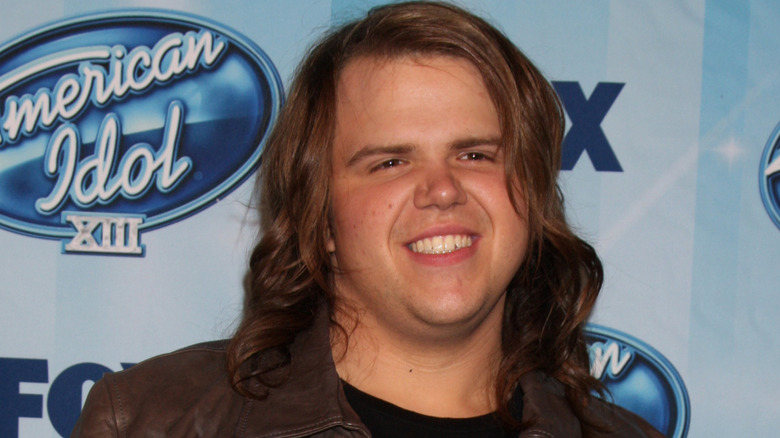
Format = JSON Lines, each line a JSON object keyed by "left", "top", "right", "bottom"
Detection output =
{"left": 518, "top": 372, "right": 581, "bottom": 437}
{"left": 238, "top": 306, "right": 369, "bottom": 437}
{"left": 236, "top": 305, "right": 581, "bottom": 438}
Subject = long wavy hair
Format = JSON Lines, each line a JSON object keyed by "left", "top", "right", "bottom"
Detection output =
{"left": 227, "top": 1, "right": 604, "bottom": 432}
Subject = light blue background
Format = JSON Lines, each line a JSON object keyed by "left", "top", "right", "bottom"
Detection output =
{"left": 1, "top": 1, "right": 778, "bottom": 436}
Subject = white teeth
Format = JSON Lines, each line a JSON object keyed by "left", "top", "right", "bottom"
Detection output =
{"left": 408, "top": 234, "right": 472, "bottom": 254}
{"left": 431, "top": 236, "right": 443, "bottom": 252}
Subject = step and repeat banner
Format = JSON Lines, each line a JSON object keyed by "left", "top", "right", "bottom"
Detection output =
{"left": 1, "top": 1, "right": 777, "bottom": 436}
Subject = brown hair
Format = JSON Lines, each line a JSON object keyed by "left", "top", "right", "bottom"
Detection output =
{"left": 227, "top": 1, "right": 604, "bottom": 432}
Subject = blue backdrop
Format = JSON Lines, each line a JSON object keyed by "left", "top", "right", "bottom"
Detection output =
{"left": 1, "top": 1, "right": 778, "bottom": 436}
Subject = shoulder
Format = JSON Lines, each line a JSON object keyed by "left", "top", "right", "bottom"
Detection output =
{"left": 586, "top": 396, "right": 666, "bottom": 438}
{"left": 113, "top": 340, "right": 230, "bottom": 385}
{"left": 519, "top": 372, "right": 664, "bottom": 438}
{"left": 72, "top": 340, "right": 248, "bottom": 437}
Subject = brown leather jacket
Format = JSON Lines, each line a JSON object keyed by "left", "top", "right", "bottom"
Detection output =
{"left": 71, "top": 311, "right": 663, "bottom": 437}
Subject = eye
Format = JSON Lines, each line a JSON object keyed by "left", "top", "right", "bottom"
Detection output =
{"left": 370, "top": 158, "right": 405, "bottom": 172}
{"left": 459, "top": 151, "right": 493, "bottom": 161}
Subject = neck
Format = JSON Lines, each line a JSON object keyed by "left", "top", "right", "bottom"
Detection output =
{"left": 331, "top": 301, "right": 504, "bottom": 418}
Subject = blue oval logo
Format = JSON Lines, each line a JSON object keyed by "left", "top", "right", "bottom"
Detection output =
{"left": 0, "top": 10, "right": 282, "bottom": 255}
{"left": 760, "top": 122, "right": 780, "bottom": 229}
{"left": 585, "top": 325, "right": 690, "bottom": 438}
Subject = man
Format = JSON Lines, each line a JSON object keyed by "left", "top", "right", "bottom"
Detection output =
{"left": 73, "top": 2, "right": 662, "bottom": 437}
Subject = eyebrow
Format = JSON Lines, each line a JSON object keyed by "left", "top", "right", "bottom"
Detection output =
{"left": 346, "top": 144, "right": 414, "bottom": 167}
{"left": 450, "top": 136, "right": 502, "bottom": 150}
{"left": 345, "top": 136, "right": 502, "bottom": 167}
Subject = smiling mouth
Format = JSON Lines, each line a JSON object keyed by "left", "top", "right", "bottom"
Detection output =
{"left": 408, "top": 234, "right": 473, "bottom": 254}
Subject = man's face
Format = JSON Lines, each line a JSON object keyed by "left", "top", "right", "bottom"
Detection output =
{"left": 328, "top": 56, "right": 529, "bottom": 341}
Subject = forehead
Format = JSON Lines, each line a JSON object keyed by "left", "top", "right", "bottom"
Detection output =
{"left": 331, "top": 55, "right": 498, "bottom": 156}
{"left": 336, "top": 54, "right": 489, "bottom": 105}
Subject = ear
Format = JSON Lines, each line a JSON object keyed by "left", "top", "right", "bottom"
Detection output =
{"left": 326, "top": 225, "right": 336, "bottom": 253}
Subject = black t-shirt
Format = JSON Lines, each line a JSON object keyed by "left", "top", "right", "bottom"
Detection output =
{"left": 342, "top": 381, "right": 516, "bottom": 438}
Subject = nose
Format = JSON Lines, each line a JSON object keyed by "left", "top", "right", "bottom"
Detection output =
{"left": 413, "top": 165, "right": 467, "bottom": 209}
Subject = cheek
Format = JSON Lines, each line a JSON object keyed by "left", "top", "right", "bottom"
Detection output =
{"left": 483, "top": 178, "right": 529, "bottom": 252}
{"left": 331, "top": 203, "right": 370, "bottom": 250}
{"left": 334, "top": 184, "right": 395, "bottom": 231}
{"left": 330, "top": 176, "right": 409, "bottom": 258}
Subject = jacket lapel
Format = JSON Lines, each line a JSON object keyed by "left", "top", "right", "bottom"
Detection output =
{"left": 238, "top": 307, "right": 368, "bottom": 437}
{"left": 518, "top": 372, "right": 581, "bottom": 437}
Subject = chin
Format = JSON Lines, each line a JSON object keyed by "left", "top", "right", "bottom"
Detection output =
{"left": 410, "top": 295, "right": 504, "bottom": 329}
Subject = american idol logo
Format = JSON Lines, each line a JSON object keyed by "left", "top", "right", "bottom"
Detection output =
{"left": 586, "top": 325, "right": 690, "bottom": 438}
{"left": 760, "top": 122, "right": 780, "bottom": 229}
{"left": 0, "top": 11, "right": 282, "bottom": 255}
